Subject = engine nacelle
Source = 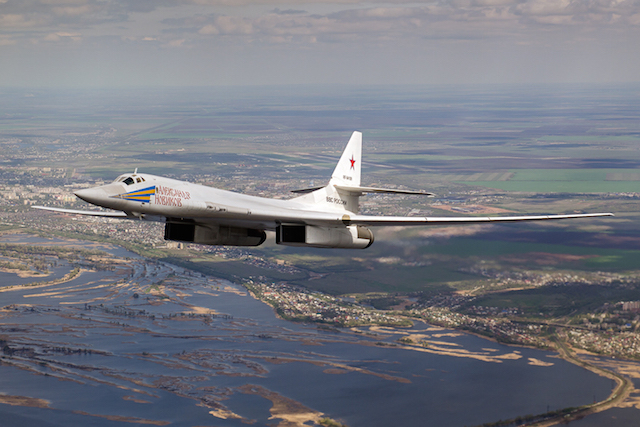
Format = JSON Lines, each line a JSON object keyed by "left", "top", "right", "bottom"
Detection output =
{"left": 276, "top": 224, "right": 374, "bottom": 249}
{"left": 165, "top": 222, "right": 266, "bottom": 247}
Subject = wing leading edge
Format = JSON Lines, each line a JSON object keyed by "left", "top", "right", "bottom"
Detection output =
{"left": 341, "top": 212, "right": 614, "bottom": 227}
{"left": 32, "top": 206, "right": 129, "bottom": 218}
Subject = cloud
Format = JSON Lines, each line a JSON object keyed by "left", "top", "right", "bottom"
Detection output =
{"left": 51, "top": 4, "right": 92, "bottom": 17}
{"left": 513, "top": 0, "right": 640, "bottom": 25}
{"left": 271, "top": 8, "right": 307, "bottom": 15}
{"left": 168, "top": 1, "right": 640, "bottom": 46}
{"left": 197, "top": 16, "right": 255, "bottom": 35}
{"left": 185, "top": 6, "right": 506, "bottom": 44}
{"left": 198, "top": 24, "right": 219, "bottom": 35}
{"left": 39, "top": 0, "right": 89, "bottom": 5}
{"left": 0, "top": 13, "right": 41, "bottom": 28}
{"left": 213, "top": 16, "right": 254, "bottom": 34}
{"left": 2, "top": 0, "right": 640, "bottom": 49}
{"left": 43, "top": 31, "right": 82, "bottom": 42}
{"left": 0, "top": 1, "right": 113, "bottom": 30}
{"left": 164, "top": 38, "right": 187, "bottom": 47}
{"left": 1, "top": 0, "right": 639, "bottom": 87}
{"left": 330, "top": 7, "right": 421, "bottom": 19}
{"left": 0, "top": 35, "right": 15, "bottom": 45}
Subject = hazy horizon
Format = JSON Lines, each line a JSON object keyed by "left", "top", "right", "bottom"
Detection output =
{"left": 2, "top": 0, "right": 640, "bottom": 88}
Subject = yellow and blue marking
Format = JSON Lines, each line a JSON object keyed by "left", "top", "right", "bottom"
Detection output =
{"left": 112, "top": 186, "right": 156, "bottom": 203}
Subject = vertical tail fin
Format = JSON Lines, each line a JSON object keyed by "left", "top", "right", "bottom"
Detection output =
{"left": 330, "top": 131, "right": 361, "bottom": 187}
{"left": 291, "top": 131, "right": 432, "bottom": 213}
{"left": 292, "top": 131, "right": 363, "bottom": 213}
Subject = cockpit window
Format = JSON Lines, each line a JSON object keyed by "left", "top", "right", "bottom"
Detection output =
{"left": 114, "top": 173, "right": 144, "bottom": 185}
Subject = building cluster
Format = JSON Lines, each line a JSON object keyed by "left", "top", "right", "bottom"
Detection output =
{"left": 0, "top": 182, "right": 78, "bottom": 206}
{"left": 622, "top": 301, "right": 640, "bottom": 311}
{"left": 412, "top": 296, "right": 640, "bottom": 358}
{"left": 409, "top": 306, "right": 549, "bottom": 348}
{"left": 560, "top": 329, "right": 640, "bottom": 359}
{"left": 246, "top": 281, "right": 409, "bottom": 327}
{"left": 1, "top": 206, "right": 165, "bottom": 248}
{"left": 465, "top": 305, "right": 520, "bottom": 317}
{"left": 576, "top": 304, "right": 640, "bottom": 332}
{"left": 462, "top": 266, "right": 635, "bottom": 291}
{"left": 202, "top": 247, "right": 301, "bottom": 275}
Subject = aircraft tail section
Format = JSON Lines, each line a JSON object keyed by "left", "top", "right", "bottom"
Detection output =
{"left": 292, "top": 131, "right": 363, "bottom": 213}
{"left": 330, "top": 131, "right": 361, "bottom": 187}
{"left": 291, "top": 131, "right": 433, "bottom": 213}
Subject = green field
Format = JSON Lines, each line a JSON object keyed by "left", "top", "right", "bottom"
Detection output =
{"left": 466, "top": 284, "right": 640, "bottom": 317}
{"left": 459, "top": 169, "right": 640, "bottom": 193}
{"left": 289, "top": 264, "right": 474, "bottom": 295}
{"left": 421, "top": 238, "right": 640, "bottom": 271}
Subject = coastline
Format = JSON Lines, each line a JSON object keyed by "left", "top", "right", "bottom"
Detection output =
{"left": 243, "top": 286, "right": 638, "bottom": 427}
{"left": 526, "top": 339, "right": 634, "bottom": 427}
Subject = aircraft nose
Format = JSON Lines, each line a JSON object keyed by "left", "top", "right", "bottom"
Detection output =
{"left": 74, "top": 188, "right": 105, "bottom": 205}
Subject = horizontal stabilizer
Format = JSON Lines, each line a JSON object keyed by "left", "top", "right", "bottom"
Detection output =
{"left": 291, "top": 185, "right": 434, "bottom": 196}
{"left": 32, "top": 206, "right": 128, "bottom": 217}
{"left": 290, "top": 186, "right": 326, "bottom": 194}
{"left": 334, "top": 185, "right": 434, "bottom": 196}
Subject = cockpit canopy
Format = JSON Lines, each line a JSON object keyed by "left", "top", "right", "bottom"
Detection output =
{"left": 114, "top": 174, "right": 146, "bottom": 186}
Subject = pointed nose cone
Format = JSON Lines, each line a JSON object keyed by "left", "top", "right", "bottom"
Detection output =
{"left": 74, "top": 188, "right": 106, "bottom": 205}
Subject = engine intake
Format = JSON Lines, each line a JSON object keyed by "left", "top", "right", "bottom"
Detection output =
{"left": 165, "top": 221, "right": 266, "bottom": 247}
{"left": 276, "top": 224, "right": 374, "bottom": 249}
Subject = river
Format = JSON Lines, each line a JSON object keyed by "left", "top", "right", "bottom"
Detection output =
{"left": 0, "top": 233, "right": 617, "bottom": 426}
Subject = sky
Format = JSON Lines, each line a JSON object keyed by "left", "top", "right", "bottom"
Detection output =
{"left": 1, "top": 0, "right": 640, "bottom": 87}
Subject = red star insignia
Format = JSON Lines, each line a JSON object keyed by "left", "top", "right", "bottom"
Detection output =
{"left": 349, "top": 155, "right": 356, "bottom": 170}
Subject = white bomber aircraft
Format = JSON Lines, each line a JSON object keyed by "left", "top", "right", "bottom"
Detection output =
{"left": 34, "top": 132, "right": 613, "bottom": 249}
